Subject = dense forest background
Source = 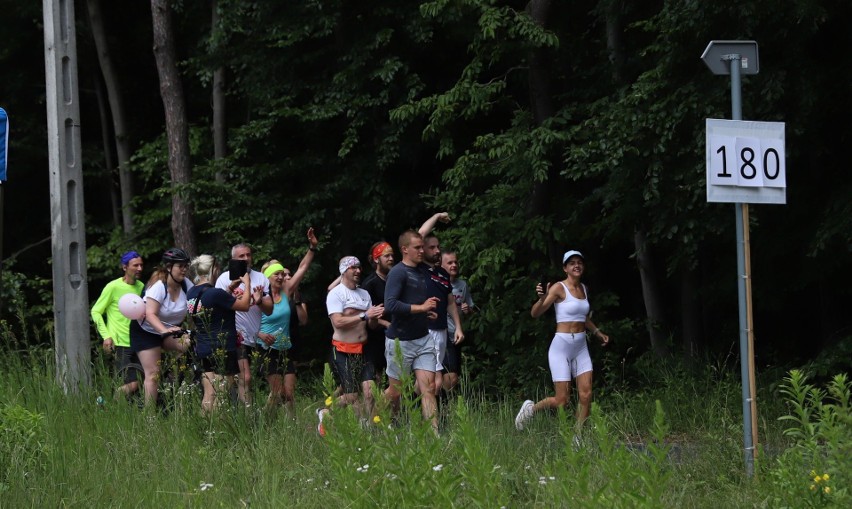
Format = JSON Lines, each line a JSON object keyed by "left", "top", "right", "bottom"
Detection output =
{"left": 1, "top": 0, "right": 850, "bottom": 392}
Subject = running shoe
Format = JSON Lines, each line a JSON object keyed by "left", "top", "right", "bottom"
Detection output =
{"left": 316, "top": 408, "right": 328, "bottom": 437}
{"left": 514, "top": 399, "right": 534, "bottom": 430}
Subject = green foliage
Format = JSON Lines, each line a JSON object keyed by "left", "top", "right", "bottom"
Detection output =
{"left": 0, "top": 262, "right": 53, "bottom": 346}
{"left": 0, "top": 403, "right": 47, "bottom": 490}
{"left": 764, "top": 370, "right": 851, "bottom": 507}
{"left": 800, "top": 334, "right": 852, "bottom": 381}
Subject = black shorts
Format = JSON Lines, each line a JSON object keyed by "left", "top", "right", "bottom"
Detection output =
{"left": 199, "top": 350, "right": 239, "bottom": 376}
{"left": 129, "top": 320, "right": 163, "bottom": 353}
{"left": 114, "top": 346, "right": 140, "bottom": 383}
{"left": 443, "top": 334, "right": 462, "bottom": 374}
{"left": 363, "top": 334, "right": 386, "bottom": 377}
{"left": 330, "top": 346, "right": 375, "bottom": 395}
{"left": 238, "top": 343, "right": 258, "bottom": 361}
{"left": 255, "top": 347, "right": 296, "bottom": 377}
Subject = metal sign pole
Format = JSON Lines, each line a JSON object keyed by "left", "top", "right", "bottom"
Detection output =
{"left": 702, "top": 40, "right": 764, "bottom": 477}
{"left": 728, "top": 52, "right": 758, "bottom": 478}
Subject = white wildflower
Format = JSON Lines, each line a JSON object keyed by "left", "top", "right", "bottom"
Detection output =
{"left": 432, "top": 464, "right": 444, "bottom": 472}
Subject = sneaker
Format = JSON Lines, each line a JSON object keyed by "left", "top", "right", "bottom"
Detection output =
{"left": 316, "top": 408, "right": 328, "bottom": 437}
{"left": 514, "top": 400, "right": 534, "bottom": 430}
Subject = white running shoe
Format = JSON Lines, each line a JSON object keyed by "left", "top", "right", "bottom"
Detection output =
{"left": 514, "top": 400, "right": 534, "bottom": 430}
{"left": 316, "top": 408, "right": 328, "bottom": 437}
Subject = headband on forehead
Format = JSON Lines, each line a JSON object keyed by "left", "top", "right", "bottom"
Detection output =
{"left": 263, "top": 263, "right": 286, "bottom": 279}
{"left": 371, "top": 242, "right": 392, "bottom": 262}
{"left": 121, "top": 251, "right": 141, "bottom": 266}
{"left": 339, "top": 256, "right": 360, "bottom": 275}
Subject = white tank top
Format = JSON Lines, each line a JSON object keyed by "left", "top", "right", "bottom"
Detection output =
{"left": 554, "top": 282, "right": 589, "bottom": 323}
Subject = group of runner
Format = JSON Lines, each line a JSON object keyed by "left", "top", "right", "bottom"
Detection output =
{"left": 89, "top": 215, "right": 476, "bottom": 429}
{"left": 91, "top": 213, "right": 608, "bottom": 435}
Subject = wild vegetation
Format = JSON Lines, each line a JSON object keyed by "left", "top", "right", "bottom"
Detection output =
{"left": 1, "top": 324, "right": 849, "bottom": 507}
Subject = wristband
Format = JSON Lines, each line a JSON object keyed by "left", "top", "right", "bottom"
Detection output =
{"left": 309, "top": 246, "right": 318, "bottom": 252}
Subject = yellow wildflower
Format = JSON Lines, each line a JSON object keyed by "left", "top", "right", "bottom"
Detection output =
{"left": 822, "top": 473, "right": 830, "bottom": 481}
{"left": 823, "top": 486, "right": 830, "bottom": 494}
{"left": 810, "top": 470, "right": 817, "bottom": 477}
{"left": 373, "top": 415, "right": 381, "bottom": 424}
{"left": 814, "top": 475, "right": 822, "bottom": 483}
{"left": 325, "top": 396, "right": 333, "bottom": 407}
{"left": 810, "top": 484, "right": 816, "bottom": 491}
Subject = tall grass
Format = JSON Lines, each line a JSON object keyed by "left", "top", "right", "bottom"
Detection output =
{"left": 1, "top": 334, "right": 848, "bottom": 507}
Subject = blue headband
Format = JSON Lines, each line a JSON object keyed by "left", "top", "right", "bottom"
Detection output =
{"left": 121, "top": 251, "right": 141, "bottom": 266}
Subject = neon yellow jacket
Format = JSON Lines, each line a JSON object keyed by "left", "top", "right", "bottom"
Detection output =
{"left": 90, "top": 278, "right": 144, "bottom": 347}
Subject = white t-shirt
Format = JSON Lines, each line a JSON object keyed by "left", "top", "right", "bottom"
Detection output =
{"left": 326, "top": 284, "right": 372, "bottom": 316}
{"left": 215, "top": 269, "right": 270, "bottom": 345}
{"left": 326, "top": 284, "right": 373, "bottom": 343}
{"left": 139, "top": 279, "right": 194, "bottom": 335}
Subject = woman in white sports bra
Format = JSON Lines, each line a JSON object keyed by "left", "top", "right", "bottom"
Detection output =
{"left": 515, "top": 250, "right": 610, "bottom": 436}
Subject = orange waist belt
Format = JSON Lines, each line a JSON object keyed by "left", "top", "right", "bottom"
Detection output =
{"left": 332, "top": 339, "right": 364, "bottom": 354}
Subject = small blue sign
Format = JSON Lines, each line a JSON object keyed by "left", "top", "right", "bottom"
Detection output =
{"left": 0, "top": 107, "right": 8, "bottom": 182}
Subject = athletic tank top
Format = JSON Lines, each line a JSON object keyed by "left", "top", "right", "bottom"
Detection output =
{"left": 554, "top": 282, "right": 589, "bottom": 323}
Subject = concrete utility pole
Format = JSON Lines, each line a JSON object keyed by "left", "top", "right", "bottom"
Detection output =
{"left": 43, "top": 0, "right": 91, "bottom": 391}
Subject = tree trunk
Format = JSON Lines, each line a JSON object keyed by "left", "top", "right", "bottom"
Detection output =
{"left": 92, "top": 72, "right": 121, "bottom": 227}
{"left": 635, "top": 228, "right": 669, "bottom": 357}
{"left": 604, "top": 0, "right": 626, "bottom": 82}
{"left": 680, "top": 262, "right": 705, "bottom": 365}
{"left": 606, "top": 1, "right": 669, "bottom": 357}
{"left": 525, "top": 0, "right": 559, "bottom": 261}
{"left": 87, "top": 0, "right": 135, "bottom": 234}
{"left": 151, "top": 0, "right": 197, "bottom": 255}
{"left": 211, "top": 0, "right": 227, "bottom": 250}
{"left": 212, "top": 0, "right": 227, "bottom": 170}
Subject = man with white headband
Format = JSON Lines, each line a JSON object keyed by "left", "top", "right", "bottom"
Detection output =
{"left": 317, "top": 256, "right": 384, "bottom": 436}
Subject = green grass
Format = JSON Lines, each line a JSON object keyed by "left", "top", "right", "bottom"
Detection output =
{"left": 1, "top": 346, "right": 849, "bottom": 508}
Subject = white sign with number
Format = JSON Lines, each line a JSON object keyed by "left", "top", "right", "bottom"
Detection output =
{"left": 706, "top": 119, "right": 786, "bottom": 204}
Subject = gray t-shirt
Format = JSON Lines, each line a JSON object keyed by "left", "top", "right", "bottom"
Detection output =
{"left": 447, "top": 278, "right": 474, "bottom": 335}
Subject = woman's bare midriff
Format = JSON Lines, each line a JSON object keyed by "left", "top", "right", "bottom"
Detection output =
{"left": 556, "top": 321, "right": 586, "bottom": 334}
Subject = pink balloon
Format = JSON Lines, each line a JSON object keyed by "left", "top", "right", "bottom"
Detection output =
{"left": 118, "top": 293, "right": 146, "bottom": 320}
